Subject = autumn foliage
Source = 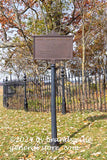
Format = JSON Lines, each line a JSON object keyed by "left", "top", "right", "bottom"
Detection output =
{"left": 0, "top": 0, "right": 106, "bottom": 76}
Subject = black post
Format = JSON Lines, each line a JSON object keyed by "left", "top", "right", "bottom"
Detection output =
{"left": 50, "top": 64, "right": 59, "bottom": 148}
{"left": 105, "top": 55, "right": 107, "bottom": 83}
{"left": 24, "top": 74, "right": 28, "bottom": 111}
{"left": 3, "top": 79, "right": 5, "bottom": 107}
{"left": 61, "top": 67, "right": 66, "bottom": 114}
{"left": 5, "top": 77, "right": 8, "bottom": 107}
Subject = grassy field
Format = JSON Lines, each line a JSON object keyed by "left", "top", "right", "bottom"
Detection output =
{"left": 0, "top": 86, "right": 107, "bottom": 160}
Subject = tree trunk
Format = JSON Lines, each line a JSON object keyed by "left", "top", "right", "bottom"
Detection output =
{"left": 82, "top": 4, "right": 85, "bottom": 108}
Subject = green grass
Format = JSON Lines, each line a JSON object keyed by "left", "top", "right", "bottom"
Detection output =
{"left": 0, "top": 96, "right": 107, "bottom": 160}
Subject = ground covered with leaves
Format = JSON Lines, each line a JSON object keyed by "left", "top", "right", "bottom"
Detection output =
{"left": 0, "top": 95, "right": 107, "bottom": 160}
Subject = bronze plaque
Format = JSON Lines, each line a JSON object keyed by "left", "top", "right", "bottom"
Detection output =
{"left": 33, "top": 31, "right": 73, "bottom": 60}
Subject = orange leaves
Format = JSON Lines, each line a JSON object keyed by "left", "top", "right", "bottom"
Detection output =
{"left": 74, "top": 29, "right": 82, "bottom": 41}
{"left": 63, "top": 16, "right": 69, "bottom": 21}
{"left": 23, "top": 0, "right": 36, "bottom": 7}
{"left": 0, "top": 17, "right": 8, "bottom": 25}
{"left": 84, "top": 0, "right": 91, "bottom": 5}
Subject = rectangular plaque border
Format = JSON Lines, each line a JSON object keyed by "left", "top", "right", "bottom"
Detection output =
{"left": 33, "top": 35, "right": 73, "bottom": 61}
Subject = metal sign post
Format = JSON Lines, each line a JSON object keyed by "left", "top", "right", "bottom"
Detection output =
{"left": 33, "top": 31, "right": 73, "bottom": 148}
{"left": 50, "top": 64, "right": 59, "bottom": 147}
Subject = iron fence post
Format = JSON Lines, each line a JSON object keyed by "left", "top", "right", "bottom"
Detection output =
{"left": 24, "top": 74, "right": 28, "bottom": 111}
{"left": 61, "top": 67, "right": 66, "bottom": 114}
{"left": 50, "top": 64, "right": 59, "bottom": 148}
{"left": 5, "top": 77, "right": 8, "bottom": 107}
{"left": 3, "top": 79, "right": 5, "bottom": 107}
{"left": 105, "top": 59, "right": 107, "bottom": 83}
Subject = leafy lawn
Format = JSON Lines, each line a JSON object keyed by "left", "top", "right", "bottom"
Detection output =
{"left": 0, "top": 95, "right": 107, "bottom": 160}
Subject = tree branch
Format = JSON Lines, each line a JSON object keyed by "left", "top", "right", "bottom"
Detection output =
{"left": 0, "top": 42, "right": 25, "bottom": 48}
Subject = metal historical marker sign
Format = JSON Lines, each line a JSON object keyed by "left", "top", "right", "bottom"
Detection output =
{"left": 33, "top": 31, "right": 73, "bottom": 61}
{"left": 33, "top": 31, "right": 73, "bottom": 149}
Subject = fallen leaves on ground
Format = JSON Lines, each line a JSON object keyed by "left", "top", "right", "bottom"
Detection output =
{"left": 0, "top": 96, "right": 107, "bottom": 159}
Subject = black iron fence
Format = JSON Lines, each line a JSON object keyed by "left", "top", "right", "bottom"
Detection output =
{"left": 3, "top": 68, "right": 107, "bottom": 112}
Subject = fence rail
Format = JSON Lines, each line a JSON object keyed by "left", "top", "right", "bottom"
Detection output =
{"left": 3, "top": 68, "right": 107, "bottom": 112}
